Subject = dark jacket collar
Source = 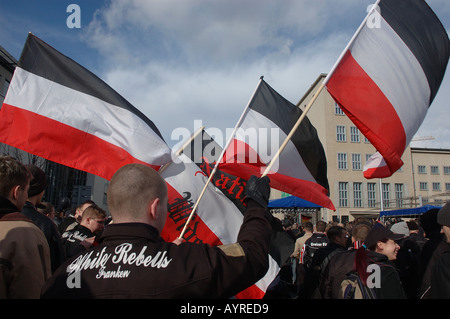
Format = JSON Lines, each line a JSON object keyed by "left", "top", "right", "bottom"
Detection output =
{"left": 0, "top": 196, "right": 30, "bottom": 222}
{"left": 97, "top": 222, "right": 162, "bottom": 244}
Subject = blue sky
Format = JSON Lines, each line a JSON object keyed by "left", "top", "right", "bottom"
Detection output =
{"left": 1, "top": 0, "right": 449, "bottom": 149}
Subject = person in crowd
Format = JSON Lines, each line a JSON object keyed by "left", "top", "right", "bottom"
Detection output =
{"left": 0, "top": 156, "right": 51, "bottom": 298}
{"left": 300, "top": 220, "right": 328, "bottom": 271}
{"left": 38, "top": 201, "right": 56, "bottom": 221}
{"left": 58, "top": 199, "right": 96, "bottom": 234}
{"left": 319, "top": 221, "right": 372, "bottom": 298}
{"left": 304, "top": 225, "right": 348, "bottom": 298}
{"left": 21, "top": 164, "right": 65, "bottom": 272}
{"left": 352, "top": 226, "right": 406, "bottom": 298}
{"left": 61, "top": 204, "right": 107, "bottom": 258}
{"left": 419, "top": 202, "right": 450, "bottom": 298}
{"left": 41, "top": 164, "right": 272, "bottom": 298}
{"left": 291, "top": 221, "right": 313, "bottom": 291}
{"left": 394, "top": 220, "right": 425, "bottom": 298}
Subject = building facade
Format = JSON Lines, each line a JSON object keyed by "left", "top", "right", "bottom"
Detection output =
{"left": 288, "top": 73, "right": 450, "bottom": 222}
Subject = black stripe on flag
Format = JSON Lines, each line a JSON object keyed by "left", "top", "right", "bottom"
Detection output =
{"left": 379, "top": 0, "right": 450, "bottom": 105}
{"left": 249, "top": 80, "right": 329, "bottom": 191}
{"left": 19, "top": 34, "right": 165, "bottom": 139}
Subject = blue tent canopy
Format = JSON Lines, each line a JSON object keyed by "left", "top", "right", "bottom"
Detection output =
{"left": 379, "top": 205, "right": 442, "bottom": 218}
{"left": 268, "top": 195, "right": 322, "bottom": 208}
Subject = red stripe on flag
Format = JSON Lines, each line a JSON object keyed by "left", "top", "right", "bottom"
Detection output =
{"left": 0, "top": 103, "right": 159, "bottom": 180}
{"left": 235, "top": 284, "right": 266, "bottom": 299}
{"left": 218, "top": 162, "right": 335, "bottom": 210}
{"left": 162, "top": 182, "right": 223, "bottom": 246}
{"left": 326, "top": 50, "right": 405, "bottom": 174}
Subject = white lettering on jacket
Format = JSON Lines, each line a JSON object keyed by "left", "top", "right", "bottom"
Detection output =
{"left": 67, "top": 244, "right": 172, "bottom": 280}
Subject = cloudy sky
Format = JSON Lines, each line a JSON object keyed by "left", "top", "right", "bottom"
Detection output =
{"left": 1, "top": 0, "right": 449, "bottom": 149}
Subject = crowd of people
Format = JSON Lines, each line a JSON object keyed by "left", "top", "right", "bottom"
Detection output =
{"left": 1, "top": 154, "right": 449, "bottom": 299}
{"left": 272, "top": 204, "right": 450, "bottom": 299}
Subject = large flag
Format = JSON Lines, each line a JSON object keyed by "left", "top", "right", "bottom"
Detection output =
{"left": 218, "top": 78, "right": 335, "bottom": 210}
{"left": 0, "top": 33, "right": 172, "bottom": 180}
{"left": 162, "top": 129, "right": 294, "bottom": 299}
{"left": 325, "top": 0, "right": 450, "bottom": 179}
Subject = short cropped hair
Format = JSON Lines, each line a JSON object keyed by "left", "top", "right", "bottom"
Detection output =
{"left": 0, "top": 156, "right": 31, "bottom": 198}
{"left": 316, "top": 220, "right": 327, "bottom": 232}
{"left": 352, "top": 223, "right": 372, "bottom": 242}
{"left": 81, "top": 205, "right": 107, "bottom": 222}
{"left": 107, "top": 164, "right": 167, "bottom": 221}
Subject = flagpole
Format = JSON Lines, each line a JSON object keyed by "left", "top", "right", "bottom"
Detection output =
{"left": 323, "top": 0, "right": 381, "bottom": 85}
{"left": 158, "top": 126, "right": 205, "bottom": 175}
{"left": 178, "top": 77, "right": 265, "bottom": 239}
{"left": 261, "top": 82, "right": 325, "bottom": 177}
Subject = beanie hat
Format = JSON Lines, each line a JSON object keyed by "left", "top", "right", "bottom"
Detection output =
{"left": 25, "top": 164, "right": 47, "bottom": 198}
{"left": 437, "top": 202, "right": 450, "bottom": 227}
{"left": 390, "top": 221, "right": 410, "bottom": 237}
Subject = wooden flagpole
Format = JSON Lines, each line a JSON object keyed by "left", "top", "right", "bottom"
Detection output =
{"left": 177, "top": 77, "right": 264, "bottom": 239}
{"left": 261, "top": 82, "right": 325, "bottom": 177}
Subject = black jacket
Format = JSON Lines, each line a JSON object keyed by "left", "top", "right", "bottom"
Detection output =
{"left": 21, "top": 201, "right": 66, "bottom": 272}
{"left": 41, "top": 200, "right": 271, "bottom": 299}
{"left": 61, "top": 224, "right": 95, "bottom": 258}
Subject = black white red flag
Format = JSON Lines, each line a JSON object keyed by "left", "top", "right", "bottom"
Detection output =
{"left": 0, "top": 34, "right": 172, "bottom": 180}
{"left": 218, "top": 78, "right": 334, "bottom": 210}
{"left": 162, "top": 129, "right": 294, "bottom": 299}
{"left": 325, "top": 0, "right": 449, "bottom": 179}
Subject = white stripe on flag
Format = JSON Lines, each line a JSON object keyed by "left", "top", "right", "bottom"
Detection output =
{"left": 236, "top": 108, "right": 316, "bottom": 182}
{"left": 161, "top": 154, "right": 243, "bottom": 244}
{"left": 351, "top": 13, "right": 430, "bottom": 143}
{"left": 6, "top": 68, "right": 171, "bottom": 166}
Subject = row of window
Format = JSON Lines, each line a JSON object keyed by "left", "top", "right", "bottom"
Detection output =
{"left": 419, "top": 182, "right": 450, "bottom": 192}
{"left": 336, "top": 153, "right": 403, "bottom": 171}
{"left": 338, "top": 182, "right": 404, "bottom": 209}
{"left": 336, "top": 125, "right": 370, "bottom": 143}
{"left": 417, "top": 165, "right": 450, "bottom": 175}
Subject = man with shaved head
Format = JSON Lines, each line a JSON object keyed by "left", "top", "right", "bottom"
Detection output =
{"left": 42, "top": 163, "right": 272, "bottom": 299}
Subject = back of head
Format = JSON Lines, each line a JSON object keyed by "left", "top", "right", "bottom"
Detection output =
{"left": 303, "top": 221, "right": 314, "bottom": 232}
{"left": 81, "top": 205, "right": 107, "bottom": 222}
{"left": 352, "top": 222, "right": 372, "bottom": 242}
{"left": 327, "top": 225, "right": 346, "bottom": 243}
{"left": 107, "top": 164, "right": 167, "bottom": 222}
{"left": 420, "top": 208, "right": 440, "bottom": 237}
{"left": 0, "top": 156, "right": 30, "bottom": 198}
{"left": 316, "top": 220, "right": 327, "bottom": 232}
{"left": 25, "top": 164, "right": 47, "bottom": 198}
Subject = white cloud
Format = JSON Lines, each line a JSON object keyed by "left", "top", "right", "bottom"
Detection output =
{"left": 81, "top": 0, "right": 450, "bottom": 150}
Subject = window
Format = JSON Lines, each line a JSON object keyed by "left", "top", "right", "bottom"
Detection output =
{"left": 418, "top": 165, "right": 426, "bottom": 174}
{"left": 336, "top": 125, "right": 346, "bottom": 142}
{"left": 335, "top": 103, "right": 344, "bottom": 115}
{"left": 364, "top": 136, "right": 370, "bottom": 144}
{"left": 382, "top": 183, "right": 390, "bottom": 208}
{"left": 367, "top": 183, "right": 376, "bottom": 208}
{"left": 352, "top": 153, "right": 361, "bottom": 170}
{"left": 339, "top": 182, "right": 348, "bottom": 207}
{"left": 431, "top": 166, "right": 439, "bottom": 175}
{"left": 419, "top": 182, "right": 428, "bottom": 191}
{"left": 353, "top": 182, "right": 362, "bottom": 207}
{"left": 395, "top": 184, "right": 404, "bottom": 208}
{"left": 445, "top": 183, "right": 450, "bottom": 191}
{"left": 432, "top": 182, "right": 441, "bottom": 191}
{"left": 350, "top": 126, "right": 360, "bottom": 143}
{"left": 2, "top": 79, "right": 9, "bottom": 97}
{"left": 444, "top": 166, "right": 450, "bottom": 175}
{"left": 338, "top": 153, "right": 347, "bottom": 170}
{"left": 365, "top": 154, "right": 372, "bottom": 162}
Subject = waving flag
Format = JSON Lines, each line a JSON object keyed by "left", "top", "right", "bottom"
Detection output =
{"left": 0, "top": 33, "right": 171, "bottom": 180}
{"left": 162, "top": 129, "right": 294, "bottom": 299}
{"left": 325, "top": 0, "right": 450, "bottom": 179}
{"left": 219, "top": 78, "right": 334, "bottom": 210}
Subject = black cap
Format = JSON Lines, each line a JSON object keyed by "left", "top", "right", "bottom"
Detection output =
{"left": 364, "top": 226, "right": 404, "bottom": 249}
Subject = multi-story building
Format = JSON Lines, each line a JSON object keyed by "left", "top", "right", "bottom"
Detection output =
{"left": 274, "top": 73, "right": 450, "bottom": 223}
